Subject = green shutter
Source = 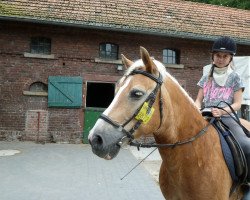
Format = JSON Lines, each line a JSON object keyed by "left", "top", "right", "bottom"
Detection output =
{"left": 48, "top": 76, "right": 83, "bottom": 108}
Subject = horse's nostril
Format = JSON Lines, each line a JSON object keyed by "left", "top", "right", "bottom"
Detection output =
{"left": 93, "top": 135, "right": 103, "bottom": 146}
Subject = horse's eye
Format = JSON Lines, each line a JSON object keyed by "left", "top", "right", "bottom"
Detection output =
{"left": 130, "top": 90, "right": 144, "bottom": 99}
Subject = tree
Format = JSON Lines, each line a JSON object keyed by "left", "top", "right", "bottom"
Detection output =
{"left": 187, "top": 0, "right": 250, "bottom": 10}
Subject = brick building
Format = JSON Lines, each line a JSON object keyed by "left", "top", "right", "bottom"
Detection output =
{"left": 0, "top": 0, "right": 250, "bottom": 143}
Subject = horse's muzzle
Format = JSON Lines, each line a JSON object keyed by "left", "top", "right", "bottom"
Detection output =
{"left": 88, "top": 130, "right": 123, "bottom": 160}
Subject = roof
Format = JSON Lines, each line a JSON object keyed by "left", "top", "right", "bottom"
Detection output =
{"left": 0, "top": 0, "right": 250, "bottom": 45}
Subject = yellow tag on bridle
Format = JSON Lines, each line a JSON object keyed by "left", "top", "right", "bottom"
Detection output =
{"left": 135, "top": 102, "right": 155, "bottom": 124}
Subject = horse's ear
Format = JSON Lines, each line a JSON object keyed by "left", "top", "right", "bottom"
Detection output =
{"left": 121, "top": 54, "right": 133, "bottom": 69}
{"left": 140, "top": 46, "right": 157, "bottom": 74}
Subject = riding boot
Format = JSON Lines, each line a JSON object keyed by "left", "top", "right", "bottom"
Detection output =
{"left": 242, "top": 184, "right": 250, "bottom": 200}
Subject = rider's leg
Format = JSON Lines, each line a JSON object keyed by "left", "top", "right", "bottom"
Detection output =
{"left": 221, "top": 116, "right": 250, "bottom": 180}
{"left": 221, "top": 116, "right": 250, "bottom": 199}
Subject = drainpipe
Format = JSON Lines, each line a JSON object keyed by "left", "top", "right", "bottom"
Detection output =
{"left": 36, "top": 111, "right": 40, "bottom": 143}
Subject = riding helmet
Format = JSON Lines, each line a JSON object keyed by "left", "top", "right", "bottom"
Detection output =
{"left": 212, "top": 36, "right": 237, "bottom": 55}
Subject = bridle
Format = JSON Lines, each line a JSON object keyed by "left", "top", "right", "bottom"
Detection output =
{"left": 99, "top": 69, "right": 163, "bottom": 144}
{"left": 99, "top": 69, "right": 212, "bottom": 149}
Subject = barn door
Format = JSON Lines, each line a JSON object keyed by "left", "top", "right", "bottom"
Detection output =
{"left": 48, "top": 76, "right": 83, "bottom": 108}
{"left": 83, "top": 108, "right": 105, "bottom": 143}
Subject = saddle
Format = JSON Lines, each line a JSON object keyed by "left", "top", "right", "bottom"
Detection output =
{"left": 202, "top": 111, "right": 248, "bottom": 193}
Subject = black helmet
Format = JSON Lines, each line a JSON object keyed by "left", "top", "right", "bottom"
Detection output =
{"left": 212, "top": 36, "right": 237, "bottom": 55}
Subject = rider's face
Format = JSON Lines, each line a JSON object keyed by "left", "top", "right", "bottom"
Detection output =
{"left": 213, "top": 52, "right": 232, "bottom": 68}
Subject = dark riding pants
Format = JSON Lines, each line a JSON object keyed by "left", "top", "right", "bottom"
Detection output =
{"left": 221, "top": 116, "right": 250, "bottom": 182}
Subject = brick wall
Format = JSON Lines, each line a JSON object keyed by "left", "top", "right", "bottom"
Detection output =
{"left": 1, "top": 21, "right": 249, "bottom": 143}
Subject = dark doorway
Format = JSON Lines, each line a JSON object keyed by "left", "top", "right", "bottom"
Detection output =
{"left": 86, "top": 82, "right": 115, "bottom": 108}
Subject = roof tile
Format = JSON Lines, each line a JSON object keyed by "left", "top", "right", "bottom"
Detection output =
{"left": 0, "top": 0, "right": 249, "bottom": 44}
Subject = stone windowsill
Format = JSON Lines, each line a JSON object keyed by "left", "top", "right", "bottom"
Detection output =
{"left": 24, "top": 52, "right": 55, "bottom": 59}
{"left": 95, "top": 58, "right": 184, "bottom": 69}
{"left": 23, "top": 91, "right": 48, "bottom": 96}
{"left": 165, "top": 64, "right": 184, "bottom": 69}
{"left": 94, "top": 58, "right": 123, "bottom": 64}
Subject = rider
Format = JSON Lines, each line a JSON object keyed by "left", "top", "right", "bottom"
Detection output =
{"left": 194, "top": 36, "right": 250, "bottom": 199}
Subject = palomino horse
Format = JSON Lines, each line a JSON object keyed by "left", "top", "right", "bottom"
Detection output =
{"left": 88, "top": 47, "right": 250, "bottom": 200}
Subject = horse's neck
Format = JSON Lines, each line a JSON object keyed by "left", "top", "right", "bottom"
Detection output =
{"left": 153, "top": 78, "right": 210, "bottom": 173}
{"left": 156, "top": 78, "right": 207, "bottom": 144}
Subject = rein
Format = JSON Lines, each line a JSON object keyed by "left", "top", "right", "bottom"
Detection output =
{"left": 130, "top": 118, "right": 214, "bottom": 150}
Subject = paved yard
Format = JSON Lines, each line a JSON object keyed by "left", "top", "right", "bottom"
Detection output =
{"left": 0, "top": 141, "right": 164, "bottom": 200}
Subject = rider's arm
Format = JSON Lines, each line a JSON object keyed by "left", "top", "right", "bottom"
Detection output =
{"left": 212, "top": 89, "right": 243, "bottom": 117}
{"left": 222, "top": 89, "right": 243, "bottom": 114}
{"left": 194, "top": 88, "right": 204, "bottom": 110}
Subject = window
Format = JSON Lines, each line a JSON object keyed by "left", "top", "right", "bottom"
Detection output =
{"left": 99, "top": 43, "right": 118, "bottom": 60}
{"left": 163, "top": 49, "right": 180, "bottom": 64}
{"left": 30, "top": 37, "right": 51, "bottom": 55}
{"left": 23, "top": 82, "right": 48, "bottom": 96}
{"left": 30, "top": 82, "right": 48, "bottom": 92}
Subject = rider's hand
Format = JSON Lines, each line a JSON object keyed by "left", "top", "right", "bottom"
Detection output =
{"left": 211, "top": 108, "right": 223, "bottom": 117}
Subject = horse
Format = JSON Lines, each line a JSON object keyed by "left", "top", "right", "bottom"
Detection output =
{"left": 88, "top": 47, "right": 250, "bottom": 200}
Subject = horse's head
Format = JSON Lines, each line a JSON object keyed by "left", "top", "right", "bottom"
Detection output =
{"left": 88, "top": 47, "right": 166, "bottom": 160}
